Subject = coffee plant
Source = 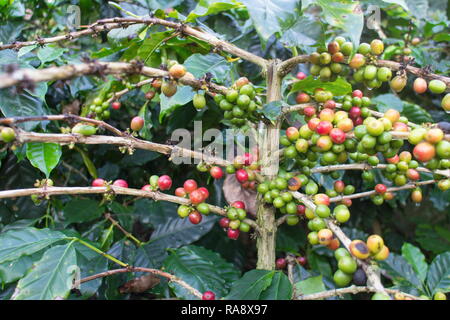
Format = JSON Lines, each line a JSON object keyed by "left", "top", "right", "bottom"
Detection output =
{"left": 0, "top": 0, "right": 449, "bottom": 301}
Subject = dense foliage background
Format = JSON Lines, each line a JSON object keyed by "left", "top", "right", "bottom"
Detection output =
{"left": 0, "top": 0, "right": 449, "bottom": 300}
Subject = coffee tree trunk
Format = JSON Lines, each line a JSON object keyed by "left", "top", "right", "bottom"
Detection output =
{"left": 256, "top": 60, "right": 283, "bottom": 270}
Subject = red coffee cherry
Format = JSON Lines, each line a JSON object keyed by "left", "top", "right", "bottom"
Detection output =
{"left": 188, "top": 211, "right": 202, "bottom": 224}
{"left": 111, "top": 102, "right": 121, "bottom": 110}
{"left": 232, "top": 201, "right": 245, "bottom": 209}
{"left": 175, "top": 187, "right": 187, "bottom": 197}
{"left": 157, "top": 175, "right": 172, "bottom": 191}
{"left": 197, "top": 187, "right": 210, "bottom": 200}
{"left": 92, "top": 178, "right": 105, "bottom": 187}
{"left": 276, "top": 258, "right": 287, "bottom": 269}
{"left": 202, "top": 291, "right": 216, "bottom": 300}
{"left": 227, "top": 228, "right": 240, "bottom": 240}
{"left": 130, "top": 116, "right": 144, "bottom": 131}
{"left": 219, "top": 217, "right": 230, "bottom": 228}
{"left": 189, "top": 190, "right": 205, "bottom": 205}
{"left": 183, "top": 179, "right": 198, "bottom": 193}
{"left": 113, "top": 179, "right": 128, "bottom": 188}
{"left": 375, "top": 184, "right": 387, "bottom": 194}
{"left": 210, "top": 166, "right": 224, "bottom": 179}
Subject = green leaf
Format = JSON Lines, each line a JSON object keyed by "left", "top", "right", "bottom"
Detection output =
{"left": 259, "top": 101, "right": 283, "bottom": 121}
{"left": 0, "top": 89, "right": 46, "bottom": 131}
{"left": 427, "top": 252, "right": 450, "bottom": 294}
{"left": 401, "top": 243, "right": 428, "bottom": 283}
{"left": 416, "top": 224, "right": 450, "bottom": 254}
{"left": 303, "top": 0, "right": 364, "bottom": 45}
{"left": 290, "top": 76, "right": 352, "bottom": 96}
{"left": 184, "top": 53, "right": 231, "bottom": 84}
{"left": 279, "top": 14, "right": 323, "bottom": 48}
{"left": 294, "top": 275, "right": 326, "bottom": 296}
{"left": 226, "top": 270, "right": 292, "bottom": 300}
{"left": 379, "top": 253, "right": 424, "bottom": 292}
{"left": 163, "top": 245, "right": 240, "bottom": 299}
{"left": 0, "top": 228, "right": 65, "bottom": 264}
{"left": 0, "top": 254, "right": 39, "bottom": 285}
{"left": 12, "top": 243, "right": 77, "bottom": 300}
{"left": 402, "top": 103, "right": 433, "bottom": 124}
{"left": 186, "top": 0, "right": 241, "bottom": 22}
{"left": 74, "top": 243, "right": 108, "bottom": 298}
{"left": 63, "top": 199, "right": 104, "bottom": 225}
{"left": 159, "top": 85, "right": 195, "bottom": 122}
{"left": 240, "top": 0, "right": 299, "bottom": 42}
{"left": 307, "top": 250, "right": 332, "bottom": 278}
{"left": 36, "top": 45, "right": 67, "bottom": 65}
{"left": 405, "top": 0, "right": 428, "bottom": 20}
{"left": 259, "top": 271, "right": 292, "bottom": 300}
{"left": 139, "top": 201, "right": 217, "bottom": 267}
{"left": 382, "top": 0, "right": 409, "bottom": 11}
{"left": 26, "top": 142, "right": 62, "bottom": 177}
{"left": 372, "top": 93, "right": 403, "bottom": 112}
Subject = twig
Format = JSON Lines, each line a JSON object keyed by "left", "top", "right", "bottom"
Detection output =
{"left": 295, "top": 285, "right": 424, "bottom": 300}
{"left": 0, "top": 186, "right": 258, "bottom": 230}
{"left": 329, "top": 179, "right": 436, "bottom": 203}
{"left": 75, "top": 267, "right": 202, "bottom": 299}
{"left": 0, "top": 17, "right": 268, "bottom": 70}
{"left": 0, "top": 62, "right": 228, "bottom": 93}
{"left": 12, "top": 129, "right": 231, "bottom": 167}
{"left": 104, "top": 213, "right": 142, "bottom": 246}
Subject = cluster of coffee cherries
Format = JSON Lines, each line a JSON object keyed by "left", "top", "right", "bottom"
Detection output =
{"left": 411, "top": 75, "right": 449, "bottom": 113}
{"left": 308, "top": 37, "right": 354, "bottom": 81}
{"left": 0, "top": 126, "right": 15, "bottom": 143}
{"left": 86, "top": 96, "right": 112, "bottom": 121}
{"left": 256, "top": 172, "right": 306, "bottom": 226}
{"left": 408, "top": 126, "right": 450, "bottom": 168}
{"left": 219, "top": 201, "right": 251, "bottom": 240}
{"left": 196, "top": 162, "right": 224, "bottom": 180}
{"left": 332, "top": 235, "right": 388, "bottom": 287}
{"left": 275, "top": 255, "right": 307, "bottom": 270}
{"left": 214, "top": 77, "right": 261, "bottom": 128}
{"left": 175, "top": 179, "right": 210, "bottom": 225}
{"left": 226, "top": 152, "right": 260, "bottom": 190}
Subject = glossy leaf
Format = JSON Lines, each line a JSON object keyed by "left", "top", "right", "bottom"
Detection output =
{"left": 26, "top": 142, "right": 62, "bottom": 177}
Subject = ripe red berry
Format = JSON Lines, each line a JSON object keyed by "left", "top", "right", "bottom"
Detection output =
{"left": 303, "top": 106, "right": 316, "bottom": 117}
{"left": 296, "top": 72, "right": 307, "bottom": 80}
{"left": 183, "top": 179, "right": 198, "bottom": 193}
{"left": 175, "top": 187, "right": 187, "bottom": 197}
{"left": 330, "top": 128, "right": 346, "bottom": 144}
{"left": 219, "top": 217, "right": 230, "bottom": 228}
{"left": 157, "top": 175, "right": 172, "bottom": 191}
{"left": 235, "top": 169, "right": 249, "bottom": 183}
{"left": 323, "top": 100, "right": 336, "bottom": 109}
{"left": 92, "top": 178, "right": 105, "bottom": 187}
{"left": 188, "top": 211, "right": 202, "bottom": 224}
{"left": 197, "top": 187, "right": 210, "bottom": 200}
{"left": 111, "top": 102, "right": 121, "bottom": 110}
{"left": 297, "top": 204, "right": 306, "bottom": 215}
{"left": 210, "top": 166, "right": 224, "bottom": 179}
{"left": 296, "top": 92, "right": 311, "bottom": 104}
{"left": 202, "top": 291, "right": 215, "bottom": 300}
{"left": 316, "top": 121, "right": 333, "bottom": 135}
{"left": 352, "top": 90, "right": 363, "bottom": 98}
{"left": 406, "top": 168, "right": 420, "bottom": 181}
{"left": 375, "top": 184, "right": 387, "bottom": 194}
{"left": 113, "top": 179, "right": 128, "bottom": 188}
{"left": 232, "top": 201, "right": 245, "bottom": 209}
{"left": 349, "top": 107, "right": 362, "bottom": 119}
{"left": 386, "top": 155, "right": 399, "bottom": 164}
{"left": 308, "top": 118, "right": 321, "bottom": 131}
{"left": 297, "top": 256, "right": 307, "bottom": 266}
{"left": 141, "top": 184, "right": 152, "bottom": 192}
{"left": 276, "top": 258, "right": 287, "bottom": 269}
{"left": 353, "top": 117, "right": 363, "bottom": 126}
{"left": 189, "top": 190, "right": 205, "bottom": 205}
{"left": 243, "top": 153, "right": 254, "bottom": 166}
{"left": 227, "top": 228, "right": 240, "bottom": 240}
{"left": 130, "top": 116, "right": 144, "bottom": 131}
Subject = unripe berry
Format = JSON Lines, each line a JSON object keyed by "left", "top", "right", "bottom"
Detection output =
{"left": 390, "top": 75, "right": 407, "bottom": 93}
{"left": 413, "top": 77, "right": 428, "bottom": 94}
{"left": 168, "top": 64, "right": 186, "bottom": 79}
{"left": 349, "top": 240, "right": 370, "bottom": 259}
